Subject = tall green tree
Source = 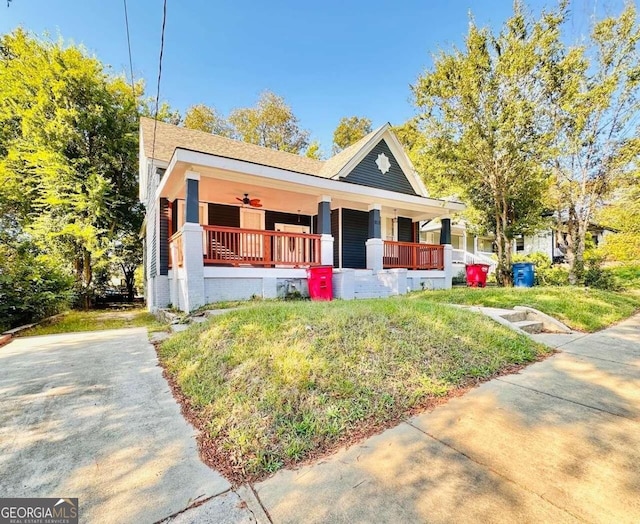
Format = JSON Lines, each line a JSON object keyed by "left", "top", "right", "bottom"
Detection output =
{"left": 228, "top": 91, "right": 309, "bottom": 153}
{"left": 154, "top": 101, "right": 182, "bottom": 125}
{"left": 305, "top": 140, "right": 323, "bottom": 160}
{"left": 411, "top": 6, "right": 559, "bottom": 285}
{"left": 0, "top": 29, "right": 142, "bottom": 308}
{"left": 598, "top": 171, "right": 640, "bottom": 262}
{"left": 332, "top": 116, "right": 372, "bottom": 154}
{"left": 541, "top": 4, "right": 640, "bottom": 282}
{"left": 184, "top": 103, "right": 234, "bottom": 137}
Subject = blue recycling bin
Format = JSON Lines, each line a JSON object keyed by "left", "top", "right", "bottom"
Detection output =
{"left": 513, "top": 262, "right": 535, "bottom": 287}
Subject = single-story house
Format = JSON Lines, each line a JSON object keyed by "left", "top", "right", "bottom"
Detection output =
{"left": 139, "top": 117, "right": 465, "bottom": 312}
{"left": 422, "top": 219, "right": 616, "bottom": 276}
{"left": 420, "top": 220, "right": 497, "bottom": 275}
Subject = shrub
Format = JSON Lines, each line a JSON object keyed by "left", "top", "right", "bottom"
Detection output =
{"left": 609, "top": 265, "right": 640, "bottom": 290}
{"left": 512, "top": 251, "right": 569, "bottom": 286}
{"left": 0, "top": 242, "right": 72, "bottom": 331}
{"left": 512, "top": 251, "right": 551, "bottom": 270}
{"left": 599, "top": 232, "right": 640, "bottom": 263}
{"left": 542, "top": 266, "right": 570, "bottom": 286}
{"left": 452, "top": 269, "right": 467, "bottom": 286}
{"left": 583, "top": 255, "right": 620, "bottom": 291}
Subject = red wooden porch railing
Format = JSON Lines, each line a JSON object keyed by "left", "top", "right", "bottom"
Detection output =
{"left": 203, "top": 225, "right": 321, "bottom": 267}
{"left": 383, "top": 240, "right": 444, "bottom": 270}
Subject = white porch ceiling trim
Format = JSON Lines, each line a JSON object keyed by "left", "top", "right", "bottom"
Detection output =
{"left": 157, "top": 148, "right": 465, "bottom": 217}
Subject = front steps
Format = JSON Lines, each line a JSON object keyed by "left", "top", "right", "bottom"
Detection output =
{"left": 353, "top": 270, "right": 393, "bottom": 299}
{"left": 457, "top": 305, "right": 573, "bottom": 335}
{"left": 498, "top": 311, "right": 544, "bottom": 334}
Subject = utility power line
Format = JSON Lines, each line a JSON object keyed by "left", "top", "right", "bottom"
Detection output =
{"left": 123, "top": 0, "right": 136, "bottom": 102}
{"left": 150, "top": 0, "right": 168, "bottom": 169}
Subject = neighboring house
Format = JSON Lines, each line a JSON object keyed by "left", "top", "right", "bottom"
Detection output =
{"left": 421, "top": 221, "right": 497, "bottom": 275}
{"left": 139, "top": 118, "right": 465, "bottom": 312}
{"left": 550, "top": 222, "right": 615, "bottom": 263}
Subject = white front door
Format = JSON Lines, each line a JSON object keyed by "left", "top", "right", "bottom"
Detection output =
{"left": 275, "top": 223, "right": 310, "bottom": 265}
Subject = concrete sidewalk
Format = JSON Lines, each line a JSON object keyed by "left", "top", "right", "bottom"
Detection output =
{"left": 0, "top": 329, "right": 235, "bottom": 524}
{"left": 251, "top": 315, "right": 640, "bottom": 523}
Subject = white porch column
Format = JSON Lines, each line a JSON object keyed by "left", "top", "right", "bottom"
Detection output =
{"left": 444, "top": 244, "right": 453, "bottom": 289}
{"left": 366, "top": 203, "right": 383, "bottom": 271}
{"left": 317, "top": 195, "right": 334, "bottom": 266}
{"left": 181, "top": 171, "right": 205, "bottom": 312}
{"left": 474, "top": 236, "right": 479, "bottom": 255}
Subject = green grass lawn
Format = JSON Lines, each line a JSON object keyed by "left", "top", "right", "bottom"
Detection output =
{"left": 158, "top": 298, "right": 548, "bottom": 482}
{"left": 413, "top": 286, "right": 640, "bottom": 332}
{"left": 20, "top": 308, "right": 166, "bottom": 336}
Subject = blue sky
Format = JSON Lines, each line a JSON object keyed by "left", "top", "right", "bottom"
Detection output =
{"left": 0, "top": 0, "right": 625, "bottom": 153}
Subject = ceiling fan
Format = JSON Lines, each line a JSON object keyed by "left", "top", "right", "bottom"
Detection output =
{"left": 236, "top": 193, "right": 263, "bottom": 208}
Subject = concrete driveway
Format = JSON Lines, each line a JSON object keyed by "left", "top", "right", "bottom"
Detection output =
{"left": 253, "top": 315, "right": 640, "bottom": 523}
{"left": 0, "top": 328, "right": 231, "bottom": 523}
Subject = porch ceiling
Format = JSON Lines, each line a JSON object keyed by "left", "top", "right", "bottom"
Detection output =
{"left": 159, "top": 151, "right": 465, "bottom": 221}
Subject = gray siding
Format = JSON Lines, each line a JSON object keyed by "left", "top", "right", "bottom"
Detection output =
{"left": 342, "top": 139, "right": 417, "bottom": 196}
{"left": 398, "top": 217, "right": 413, "bottom": 242}
{"left": 208, "top": 203, "right": 240, "bottom": 227}
{"left": 331, "top": 209, "right": 339, "bottom": 267}
{"left": 342, "top": 208, "right": 368, "bottom": 269}
{"left": 149, "top": 207, "right": 157, "bottom": 277}
{"left": 265, "top": 210, "right": 311, "bottom": 231}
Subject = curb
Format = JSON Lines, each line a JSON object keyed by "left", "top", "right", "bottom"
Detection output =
{"left": 1, "top": 312, "right": 67, "bottom": 347}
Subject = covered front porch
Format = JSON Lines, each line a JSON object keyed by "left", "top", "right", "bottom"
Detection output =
{"left": 156, "top": 148, "right": 463, "bottom": 310}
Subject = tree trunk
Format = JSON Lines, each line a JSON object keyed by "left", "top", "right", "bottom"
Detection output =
{"left": 494, "top": 196, "right": 513, "bottom": 287}
{"left": 496, "top": 235, "right": 513, "bottom": 286}
{"left": 121, "top": 263, "right": 135, "bottom": 302}
{"left": 78, "top": 249, "right": 93, "bottom": 310}
{"left": 565, "top": 208, "right": 584, "bottom": 285}
{"left": 574, "top": 221, "right": 587, "bottom": 279}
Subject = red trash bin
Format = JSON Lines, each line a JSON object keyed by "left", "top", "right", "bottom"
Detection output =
{"left": 307, "top": 266, "right": 333, "bottom": 301}
{"left": 465, "top": 264, "right": 490, "bottom": 287}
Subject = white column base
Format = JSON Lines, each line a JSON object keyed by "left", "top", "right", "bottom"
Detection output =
{"left": 169, "top": 242, "right": 179, "bottom": 308}
{"left": 320, "top": 234, "right": 334, "bottom": 266}
{"left": 444, "top": 244, "right": 453, "bottom": 289}
{"left": 366, "top": 238, "right": 384, "bottom": 271}
{"left": 181, "top": 223, "right": 205, "bottom": 312}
